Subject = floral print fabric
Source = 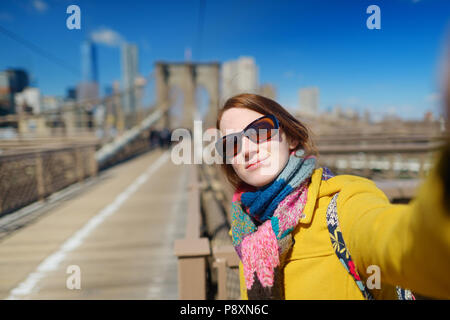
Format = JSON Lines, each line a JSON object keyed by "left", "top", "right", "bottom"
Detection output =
{"left": 324, "top": 169, "right": 415, "bottom": 300}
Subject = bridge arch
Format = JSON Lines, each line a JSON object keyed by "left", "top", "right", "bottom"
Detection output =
{"left": 155, "top": 62, "right": 220, "bottom": 131}
{"left": 195, "top": 85, "right": 209, "bottom": 122}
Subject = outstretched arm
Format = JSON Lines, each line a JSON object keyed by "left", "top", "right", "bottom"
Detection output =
{"left": 339, "top": 50, "right": 450, "bottom": 299}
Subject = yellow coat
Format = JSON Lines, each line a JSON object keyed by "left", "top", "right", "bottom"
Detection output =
{"left": 236, "top": 145, "right": 450, "bottom": 300}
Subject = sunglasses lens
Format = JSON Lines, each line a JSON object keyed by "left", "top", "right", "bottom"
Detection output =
{"left": 246, "top": 117, "right": 277, "bottom": 143}
{"left": 217, "top": 133, "right": 241, "bottom": 160}
{"left": 226, "top": 134, "right": 241, "bottom": 158}
{"left": 216, "top": 116, "right": 278, "bottom": 161}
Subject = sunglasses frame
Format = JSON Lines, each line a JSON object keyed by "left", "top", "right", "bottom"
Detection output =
{"left": 216, "top": 114, "right": 279, "bottom": 161}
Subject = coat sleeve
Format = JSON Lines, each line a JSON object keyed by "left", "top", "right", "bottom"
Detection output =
{"left": 337, "top": 142, "right": 450, "bottom": 299}
{"left": 239, "top": 261, "right": 249, "bottom": 300}
{"left": 228, "top": 228, "right": 249, "bottom": 300}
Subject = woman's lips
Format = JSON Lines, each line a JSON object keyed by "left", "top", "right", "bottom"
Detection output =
{"left": 246, "top": 157, "right": 269, "bottom": 170}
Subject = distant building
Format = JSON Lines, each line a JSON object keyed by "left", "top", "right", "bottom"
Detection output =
{"left": 0, "top": 72, "right": 11, "bottom": 116}
{"left": 258, "top": 84, "right": 276, "bottom": 100}
{"left": 344, "top": 107, "right": 358, "bottom": 120}
{"left": 424, "top": 111, "right": 434, "bottom": 122}
{"left": 15, "top": 87, "right": 41, "bottom": 114}
{"left": 134, "top": 76, "right": 146, "bottom": 109}
{"left": 332, "top": 105, "right": 343, "bottom": 119}
{"left": 81, "top": 40, "right": 98, "bottom": 83}
{"left": 76, "top": 82, "right": 99, "bottom": 106}
{"left": 299, "top": 87, "right": 319, "bottom": 116}
{"left": 5, "top": 69, "right": 29, "bottom": 93}
{"left": 121, "top": 43, "right": 139, "bottom": 116}
{"left": 78, "top": 40, "right": 99, "bottom": 106}
{"left": 112, "top": 81, "right": 120, "bottom": 93}
{"left": 221, "top": 56, "right": 259, "bottom": 101}
{"left": 66, "top": 87, "right": 77, "bottom": 101}
{"left": 363, "top": 109, "right": 371, "bottom": 123}
{"left": 0, "top": 69, "right": 29, "bottom": 116}
{"left": 382, "top": 112, "right": 401, "bottom": 122}
{"left": 41, "top": 95, "right": 63, "bottom": 112}
{"left": 438, "top": 114, "right": 446, "bottom": 132}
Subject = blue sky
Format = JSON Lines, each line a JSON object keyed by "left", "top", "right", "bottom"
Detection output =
{"left": 0, "top": 0, "right": 449, "bottom": 120}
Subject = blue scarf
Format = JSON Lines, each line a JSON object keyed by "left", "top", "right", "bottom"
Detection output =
{"left": 240, "top": 149, "right": 317, "bottom": 224}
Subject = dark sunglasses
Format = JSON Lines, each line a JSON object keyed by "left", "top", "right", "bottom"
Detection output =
{"left": 216, "top": 114, "right": 279, "bottom": 161}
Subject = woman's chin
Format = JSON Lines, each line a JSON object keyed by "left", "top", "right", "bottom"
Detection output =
{"left": 236, "top": 159, "right": 283, "bottom": 188}
{"left": 243, "top": 171, "right": 277, "bottom": 187}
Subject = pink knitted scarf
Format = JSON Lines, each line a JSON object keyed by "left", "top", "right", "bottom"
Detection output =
{"left": 231, "top": 179, "right": 310, "bottom": 299}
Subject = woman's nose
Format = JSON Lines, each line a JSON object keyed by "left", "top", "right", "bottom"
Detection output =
{"left": 242, "top": 136, "right": 259, "bottom": 161}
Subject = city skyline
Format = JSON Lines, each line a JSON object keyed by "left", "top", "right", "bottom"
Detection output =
{"left": 0, "top": 0, "right": 449, "bottom": 120}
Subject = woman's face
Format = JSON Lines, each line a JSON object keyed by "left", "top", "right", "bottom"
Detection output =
{"left": 219, "top": 108, "right": 297, "bottom": 188}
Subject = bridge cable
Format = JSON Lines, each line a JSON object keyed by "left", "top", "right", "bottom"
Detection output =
{"left": 195, "top": 0, "right": 206, "bottom": 61}
{"left": 0, "top": 25, "right": 80, "bottom": 76}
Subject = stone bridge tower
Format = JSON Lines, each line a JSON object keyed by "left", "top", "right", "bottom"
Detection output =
{"left": 155, "top": 62, "right": 220, "bottom": 131}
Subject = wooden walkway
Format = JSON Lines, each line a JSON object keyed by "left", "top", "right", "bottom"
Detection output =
{"left": 0, "top": 149, "right": 189, "bottom": 299}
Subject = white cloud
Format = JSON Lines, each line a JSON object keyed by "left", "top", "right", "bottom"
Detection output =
{"left": 32, "top": 0, "right": 48, "bottom": 13}
{"left": 90, "top": 27, "right": 124, "bottom": 47}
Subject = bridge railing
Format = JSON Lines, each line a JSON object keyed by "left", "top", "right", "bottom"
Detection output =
{"left": 315, "top": 137, "right": 446, "bottom": 180}
{"left": 95, "top": 109, "right": 162, "bottom": 170}
{"left": 0, "top": 72, "right": 166, "bottom": 216}
{"left": 0, "top": 108, "right": 164, "bottom": 217}
{"left": 173, "top": 164, "right": 211, "bottom": 299}
{"left": 0, "top": 143, "right": 97, "bottom": 217}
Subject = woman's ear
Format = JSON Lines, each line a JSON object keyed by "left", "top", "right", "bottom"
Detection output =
{"left": 287, "top": 136, "right": 299, "bottom": 151}
{"left": 280, "top": 130, "right": 298, "bottom": 151}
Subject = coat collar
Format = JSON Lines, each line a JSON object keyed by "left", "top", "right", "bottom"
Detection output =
{"left": 299, "top": 167, "right": 323, "bottom": 225}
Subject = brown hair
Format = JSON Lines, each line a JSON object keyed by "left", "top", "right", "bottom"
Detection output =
{"left": 216, "top": 93, "right": 319, "bottom": 190}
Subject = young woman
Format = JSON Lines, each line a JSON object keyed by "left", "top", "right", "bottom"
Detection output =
{"left": 215, "top": 93, "right": 450, "bottom": 300}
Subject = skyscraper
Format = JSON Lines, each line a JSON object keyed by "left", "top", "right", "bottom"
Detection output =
{"left": 0, "top": 69, "right": 29, "bottom": 115}
{"left": 299, "top": 87, "right": 319, "bottom": 116}
{"left": 258, "top": 84, "right": 277, "bottom": 100}
{"left": 121, "top": 43, "right": 139, "bottom": 117}
{"left": 81, "top": 40, "right": 98, "bottom": 83}
{"left": 221, "top": 56, "right": 258, "bottom": 101}
{"left": 77, "top": 40, "right": 99, "bottom": 105}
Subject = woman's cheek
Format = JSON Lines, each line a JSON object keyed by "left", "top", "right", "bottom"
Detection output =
{"left": 231, "top": 153, "right": 244, "bottom": 166}
{"left": 231, "top": 163, "right": 245, "bottom": 178}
